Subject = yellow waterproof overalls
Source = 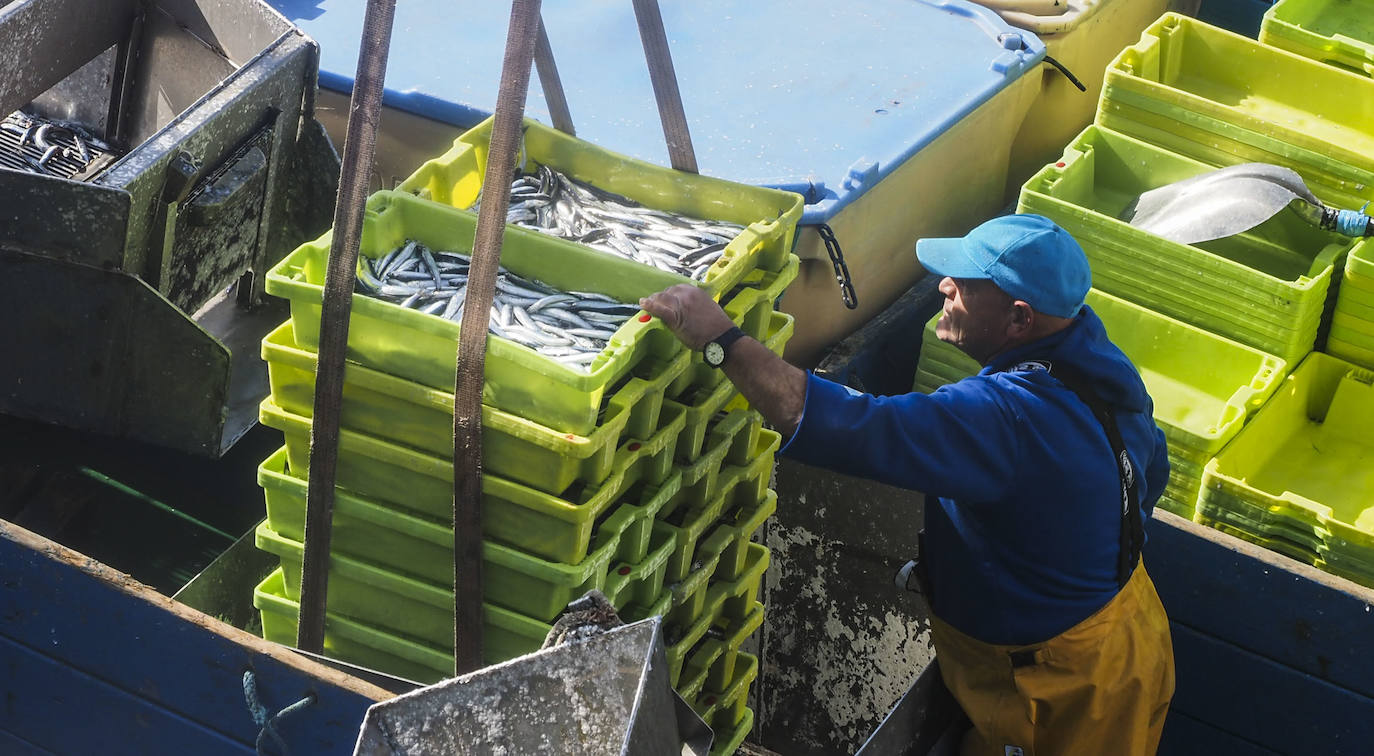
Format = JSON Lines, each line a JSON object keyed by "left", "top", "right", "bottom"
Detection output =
{"left": 932, "top": 562, "right": 1175, "bottom": 756}
{"left": 923, "top": 361, "right": 1175, "bottom": 756}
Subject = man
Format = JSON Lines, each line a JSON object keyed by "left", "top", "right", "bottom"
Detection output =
{"left": 640, "top": 214, "right": 1175, "bottom": 755}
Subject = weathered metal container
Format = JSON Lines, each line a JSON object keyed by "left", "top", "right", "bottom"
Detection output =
{"left": 0, "top": 0, "right": 339, "bottom": 456}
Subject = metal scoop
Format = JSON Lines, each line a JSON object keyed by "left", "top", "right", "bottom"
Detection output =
{"left": 1120, "top": 163, "right": 1374, "bottom": 245}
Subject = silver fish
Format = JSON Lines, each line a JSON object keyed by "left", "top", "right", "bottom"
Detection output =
{"left": 356, "top": 240, "right": 642, "bottom": 372}
{"left": 472, "top": 164, "right": 746, "bottom": 282}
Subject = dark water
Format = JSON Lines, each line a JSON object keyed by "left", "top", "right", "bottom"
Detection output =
{"left": 0, "top": 414, "right": 278, "bottom": 595}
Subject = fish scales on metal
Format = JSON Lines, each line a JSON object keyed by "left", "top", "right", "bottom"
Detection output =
{"left": 0, "top": 111, "right": 119, "bottom": 179}
{"left": 473, "top": 164, "right": 744, "bottom": 281}
{"left": 355, "top": 240, "right": 641, "bottom": 371}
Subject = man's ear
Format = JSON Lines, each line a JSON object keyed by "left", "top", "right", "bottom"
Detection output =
{"left": 1008, "top": 301, "right": 1035, "bottom": 337}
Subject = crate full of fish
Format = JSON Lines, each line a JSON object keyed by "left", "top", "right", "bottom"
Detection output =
{"left": 261, "top": 321, "right": 689, "bottom": 495}
{"left": 265, "top": 190, "right": 689, "bottom": 436}
{"left": 397, "top": 117, "right": 805, "bottom": 297}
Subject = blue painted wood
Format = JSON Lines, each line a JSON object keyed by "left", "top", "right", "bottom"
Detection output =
{"left": 0, "top": 727, "right": 56, "bottom": 755}
{"left": 0, "top": 523, "right": 386, "bottom": 755}
{"left": 1148, "top": 512, "right": 1374, "bottom": 699}
{"left": 1169, "top": 623, "right": 1374, "bottom": 755}
{"left": 0, "top": 635, "right": 251, "bottom": 755}
{"left": 1159, "top": 710, "right": 1281, "bottom": 756}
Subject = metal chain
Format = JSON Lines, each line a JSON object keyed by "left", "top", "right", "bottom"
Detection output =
{"left": 815, "top": 223, "right": 858, "bottom": 310}
{"left": 243, "top": 670, "right": 316, "bottom": 756}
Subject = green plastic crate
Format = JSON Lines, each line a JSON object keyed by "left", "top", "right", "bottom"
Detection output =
{"left": 662, "top": 451, "right": 776, "bottom": 588}
{"left": 602, "top": 521, "right": 678, "bottom": 610}
{"left": 1346, "top": 239, "right": 1374, "bottom": 280}
{"left": 678, "top": 603, "right": 765, "bottom": 707}
{"left": 256, "top": 516, "right": 611, "bottom": 624}
{"left": 1019, "top": 125, "right": 1350, "bottom": 364}
{"left": 1193, "top": 512, "right": 1324, "bottom": 566}
{"left": 254, "top": 569, "right": 548, "bottom": 685}
{"left": 663, "top": 543, "right": 769, "bottom": 687}
{"left": 664, "top": 411, "right": 765, "bottom": 521}
{"left": 1196, "top": 491, "right": 1329, "bottom": 550}
{"left": 1260, "top": 0, "right": 1374, "bottom": 78}
{"left": 666, "top": 493, "right": 776, "bottom": 631}
{"left": 259, "top": 397, "right": 685, "bottom": 564}
{"left": 1203, "top": 352, "right": 1374, "bottom": 564}
{"left": 263, "top": 321, "right": 689, "bottom": 496}
{"left": 266, "top": 190, "right": 687, "bottom": 436}
{"left": 258, "top": 447, "right": 677, "bottom": 617}
{"left": 397, "top": 117, "right": 805, "bottom": 298}
{"left": 259, "top": 522, "right": 669, "bottom": 656}
{"left": 1098, "top": 13, "right": 1374, "bottom": 211}
{"left": 692, "top": 652, "right": 759, "bottom": 735}
{"left": 711, "top": 708, "right": 754, "bottom": 756}
{"left": 676, "top": 381, "right": 754, "bottom": 464}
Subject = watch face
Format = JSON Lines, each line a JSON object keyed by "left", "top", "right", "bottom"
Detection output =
{"left": 704, "top": 341, "right": 726, "bottom": 367}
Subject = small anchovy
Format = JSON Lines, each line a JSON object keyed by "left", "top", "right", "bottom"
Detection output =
{"left": 1, "top": 111, "right": 117, "bottom": 178}
{"left": 356, "top": 240, "right": 642, "bottom": 372}
{"left": 471, "top": 164, "right": 746, "bottom": 282}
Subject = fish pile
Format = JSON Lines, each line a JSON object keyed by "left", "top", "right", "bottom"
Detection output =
{"left": 476, "top": 164, "right": 745, "bottom": 281}
{"left": 356, "top": 240, "right": 641, "bottom": 370}
{"left": 0, "top": 111, "right": 114, "bottom": 177}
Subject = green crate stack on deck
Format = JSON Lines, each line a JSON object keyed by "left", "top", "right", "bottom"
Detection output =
{"left": 1198, "top": 352, "right": 1374, "bottom": 589}
{"left": 250, "top": 120, "right": 800, "bottom": 729}
{"left": 1328, "top": 241, "right": 1374, "bottom": 370}
{"left": 934, "top": 10, "right": 1374, "bottom": 577}
{"left": 914, "top": 289, "right": 1286, "bottom": 517}
{"left": 394, "top": 117, "right": 802, "bottom": 731}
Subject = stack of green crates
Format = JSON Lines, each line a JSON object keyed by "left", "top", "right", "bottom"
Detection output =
{"left": 1098, "top": 13, "right": 1374, "bottom": 213}
{"left": 1019, "top": 124, "right": 1356, "bottom": 367}
{"left": 1328, "top": 240, "right": 1374, "bottom": 370}
{"left": 1260, "top": 0, "right": 1374, "bottom": 79}
{"left": 1199, "top": 352, "right": 1374, "bottom": 588}
{"left": 393, "top": 119, "right": 798, "bottom": 729}
{"left": 1041, "top": 12, "right": 1374, "bottom": 579}
{"left": 913, "top": 289, "right": 1286, "bottom": 517}
{"left": 251, "top": 121, "right": 800, "bottom": 728}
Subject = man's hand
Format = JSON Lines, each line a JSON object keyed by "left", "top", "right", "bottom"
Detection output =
{"left": 639, "top": 284, "right": 736, "bottom": 350}
{"left": 640, "top": 283, "right": 807, "bottom": 438}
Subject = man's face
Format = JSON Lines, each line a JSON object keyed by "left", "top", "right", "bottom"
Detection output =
{"left": 935, "top": 276, "right": 1016, "bottom": 364}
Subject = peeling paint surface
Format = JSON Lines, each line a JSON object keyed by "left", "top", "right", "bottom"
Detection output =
{"left": 757, "top": 458, "right": 935, "bottom": 755}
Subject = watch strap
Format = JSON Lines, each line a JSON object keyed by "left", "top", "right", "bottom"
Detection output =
{"left": 706, "top": 326, "right": 747, "bottom": 367}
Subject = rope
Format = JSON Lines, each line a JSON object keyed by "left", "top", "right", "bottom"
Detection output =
{"left": 242, "top": 670, "right": 315, "bottom": 756}
{"left": 1336, "top": 205, "right": 1372, "bottom": 237}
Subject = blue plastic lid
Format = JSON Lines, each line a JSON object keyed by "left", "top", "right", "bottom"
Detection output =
{"left": 268, "top": 0, "right": 1044, "bottom": 224}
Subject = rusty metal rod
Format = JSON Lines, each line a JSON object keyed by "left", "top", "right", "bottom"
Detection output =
{"left": 452, "top": 0, "right": 544, "bottom": 676}
{"left": 299, "top": 0, "right": 396, "bottom": 653}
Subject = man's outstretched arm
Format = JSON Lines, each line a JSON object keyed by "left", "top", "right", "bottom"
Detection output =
{"left": 640, "top": 284, "right": 806, "bottom": 437}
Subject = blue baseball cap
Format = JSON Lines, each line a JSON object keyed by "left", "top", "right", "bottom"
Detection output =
{"left": 915, "top": 214, "right": 1092, "bottom": 318}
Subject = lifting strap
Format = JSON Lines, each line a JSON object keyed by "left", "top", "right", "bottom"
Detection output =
{"left": 452, "top": 0, "right": 545, "bottom": 675}
{"left": 1034, "top": 360, "right": 1144, "bottom": 586}
{"left": 298, "top": 0, "right": 396, "bottom": 653}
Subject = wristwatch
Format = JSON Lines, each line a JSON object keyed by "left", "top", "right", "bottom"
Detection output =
{"left": 703, "top": 326, "right": 747, "bottom": 369}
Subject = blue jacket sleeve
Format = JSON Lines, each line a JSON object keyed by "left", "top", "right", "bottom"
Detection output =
{"left": 781, "top": 373, "right": 1021, "bottom": 501}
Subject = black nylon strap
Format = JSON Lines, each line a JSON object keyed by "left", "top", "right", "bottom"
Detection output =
{"left": 1011, "top": 360, "right": 1143, "bottom": 586}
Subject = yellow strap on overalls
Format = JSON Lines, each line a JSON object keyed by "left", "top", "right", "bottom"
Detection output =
{"left": 931, "top": 561, "right": 1175, "bottom": 756}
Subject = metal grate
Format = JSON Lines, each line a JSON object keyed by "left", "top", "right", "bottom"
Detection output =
{"left": 0, "top": 111, "right": 121, "bottom": 180}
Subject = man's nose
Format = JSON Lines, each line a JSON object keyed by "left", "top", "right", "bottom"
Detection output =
{"left": 938, "top": 276, "right": 956, "bottom": 297}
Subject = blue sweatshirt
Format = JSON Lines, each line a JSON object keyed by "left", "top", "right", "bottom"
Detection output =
{"left": 783, "top": 306, "right": 1169, "bottom": 645}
